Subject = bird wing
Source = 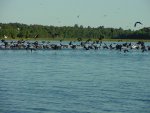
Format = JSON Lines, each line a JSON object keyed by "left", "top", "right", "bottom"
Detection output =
{"left": 134, "top": 22, "right": 142, "bottom": 27}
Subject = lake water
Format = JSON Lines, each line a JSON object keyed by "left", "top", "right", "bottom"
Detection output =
{"left": 0, "top": 49, "right": 150, "bottom": 113}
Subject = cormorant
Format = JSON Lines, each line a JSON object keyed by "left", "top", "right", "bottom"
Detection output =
{"left": 134, "top": 22, "right": 142, "bottom": 27}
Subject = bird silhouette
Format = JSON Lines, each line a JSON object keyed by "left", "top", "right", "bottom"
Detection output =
{"left": 134, "top": 22, "right": 142, "bottom": 27}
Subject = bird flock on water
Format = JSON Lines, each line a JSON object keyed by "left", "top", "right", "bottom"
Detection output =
{"left": 0, "top": 39, "right": 150, "bottom": 53}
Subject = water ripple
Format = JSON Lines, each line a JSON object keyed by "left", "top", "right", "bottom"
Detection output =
{"left": 0, "top": 49, "right": 150, "bottom": 113}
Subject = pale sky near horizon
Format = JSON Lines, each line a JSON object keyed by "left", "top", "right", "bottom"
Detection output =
{"left": 0, "top": 0, "right": 150, "bottom": 30}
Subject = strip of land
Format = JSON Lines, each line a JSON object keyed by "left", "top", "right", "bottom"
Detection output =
{"left": 1, "top": 37, "right": 150, "bottom": 42}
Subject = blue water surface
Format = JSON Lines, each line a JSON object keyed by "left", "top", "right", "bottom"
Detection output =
{"left": 0, "top": 48, "right": 150, "bottom": 113}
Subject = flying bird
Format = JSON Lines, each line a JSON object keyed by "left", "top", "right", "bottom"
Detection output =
{"left": 34, "top": 34, "right": 39, "bottom": 39}
{"left": 134, "top": 22, "right": 142, "bottom": 27}
{"left": 77, "top": 15, "right": 80, "bottom": 18}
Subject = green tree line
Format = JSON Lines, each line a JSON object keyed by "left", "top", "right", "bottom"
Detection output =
{"left": 0, "top": 23, "right": 150, "bottom": 39}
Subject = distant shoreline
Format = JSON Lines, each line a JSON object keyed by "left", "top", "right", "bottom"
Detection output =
{"left": 1, "top": 37, "right": 150, "bottom": 42}
{"left": 1, "top": 23, "right": 150, "bottom": 42}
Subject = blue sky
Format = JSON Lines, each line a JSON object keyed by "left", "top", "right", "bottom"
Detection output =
{"left": 0, "top": 0, "right": 150, "bottom": 29}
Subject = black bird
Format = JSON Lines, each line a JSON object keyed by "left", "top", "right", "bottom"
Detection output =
{"left": 134, "top": 22, "right": 142, "bottom": 27}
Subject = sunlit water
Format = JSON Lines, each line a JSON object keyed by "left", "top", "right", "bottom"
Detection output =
{"left": 0, "top": 49, "right": 150, "bottom": 113}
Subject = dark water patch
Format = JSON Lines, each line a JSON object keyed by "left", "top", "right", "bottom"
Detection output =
{"left": 29, "top": 107, "right": 50, "bottom": 112}
{"left": 133, "top": 98, "right": 150, "bottom": 103}
{"left": 59, "top": 109, "right": 91, "bottom": 113}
